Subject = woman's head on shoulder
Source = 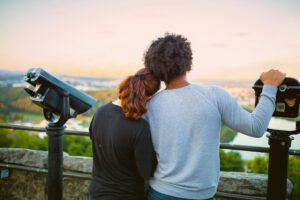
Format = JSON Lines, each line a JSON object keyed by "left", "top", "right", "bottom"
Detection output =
{"left": 118, "top": 68, "right": 161, "bottom": 120}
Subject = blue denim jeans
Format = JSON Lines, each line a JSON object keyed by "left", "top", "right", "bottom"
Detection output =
{"left": 148, "top": 187, "right": 214, "bottom": 200}
{"left": 88, "top": 195, "right": 96, "bottom": 200}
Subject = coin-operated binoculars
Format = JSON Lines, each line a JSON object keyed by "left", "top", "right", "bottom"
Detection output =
{"left": 24, "top": 68, "right": 97, "bottom": 200}
{"left": 253, "top": 77, "right": 300, "bottom": 200}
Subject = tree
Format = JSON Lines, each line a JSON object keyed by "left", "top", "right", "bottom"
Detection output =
{"left": 288, "top": 156, "right": 300, "bottom": 199}
{"left": 0, "top": 130, "right": 13, "bottom": 147}
{"left": 220, "top": 150, "right": 244, "bottom": 172}
{"left": 10, "top": 131, "right": 48, "bottom": 150}
{"left": 64, "top": 135, "right": 92, "bottom": 157}
{"left": 247, "top": 154, "right": 300, "bottom": 199}
{"left": 220, "top": 125, "right": 237, "bottom": 143}
{"left": 246, "top": 154, "right": 268, "bottom": 174}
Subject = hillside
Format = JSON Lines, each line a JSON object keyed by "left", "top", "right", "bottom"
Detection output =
{"left": 0, "top": 86, "right": 117, "bottom": 115}
{"left": 0, "top": 86, "right": 237, "bottom": 143}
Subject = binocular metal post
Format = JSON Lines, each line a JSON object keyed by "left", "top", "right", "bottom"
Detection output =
{"left": 45, "top": 92, "right": 70, "bottom": 200}
{"left": 23, "top": 68, "right": 97, "bottom": 200}
{"left": 253, "top": 77, "right": 300, "bottom": 199}
{"left": 266, "top": 122, "right": 299, "bottom": 200}
{"left": 46, "top": 125, "right": 65, "bottom": 200}
{"left": 267, "top": 131, "right": 292, "bottom": 200}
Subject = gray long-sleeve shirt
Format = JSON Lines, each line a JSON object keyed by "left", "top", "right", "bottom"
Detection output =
{"left": 145, "top": 84, "right": 277, "bottom": 199}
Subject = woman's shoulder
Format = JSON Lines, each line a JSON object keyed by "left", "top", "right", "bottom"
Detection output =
{"left": 137, "top": 117, "right": 149, "bottom": 127}
{"left": 127, "top": 116, "right": 150, "bottom": 135}
{"left": 93, "top": 102, "right": 115, "bottom": 117}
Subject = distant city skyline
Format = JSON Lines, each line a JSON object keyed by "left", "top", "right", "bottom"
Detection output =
{"left": 0, "top": 0, "right": 300, "bottom": 80}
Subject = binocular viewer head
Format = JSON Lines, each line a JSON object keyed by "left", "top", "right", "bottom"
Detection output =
{"left": 253, "top": 77, "right": 300, "bottom": 118}
{"left": 24, "top": 68, "right": 97, "bottom": 124}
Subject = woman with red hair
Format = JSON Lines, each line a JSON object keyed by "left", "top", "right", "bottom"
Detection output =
{"left": 88, "top": 68, "right": 160, "bottom": 200}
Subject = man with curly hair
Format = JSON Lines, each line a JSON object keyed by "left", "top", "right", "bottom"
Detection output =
{"left": 144, "top": 33, "right": 285, "bottom": 200}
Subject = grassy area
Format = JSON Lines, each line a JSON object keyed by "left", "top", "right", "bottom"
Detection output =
{"left": 19, "top": 113, "right": 44, "bottom": 124}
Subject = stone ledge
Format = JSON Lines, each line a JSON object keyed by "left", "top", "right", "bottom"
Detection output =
{"left": 219, "top": 171, "right": 293, "bottom": 196}
{"left": 0, "top": 148, "right": 92, "bottom": 173}
{"left": 0, "top": 148, "right": 293, "bottom": 199}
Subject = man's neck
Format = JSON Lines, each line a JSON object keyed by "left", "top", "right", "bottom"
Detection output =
{"left": 166, "top": 75, "right": 190, "bottom": 89}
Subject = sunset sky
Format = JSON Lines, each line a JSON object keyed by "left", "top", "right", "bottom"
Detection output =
{"left": 0, "top": 0, "right": 300, "bottom": 80}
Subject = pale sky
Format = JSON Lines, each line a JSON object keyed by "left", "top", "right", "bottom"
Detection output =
{"left": 0, "top": 0, "right": 300, "bottom": 80}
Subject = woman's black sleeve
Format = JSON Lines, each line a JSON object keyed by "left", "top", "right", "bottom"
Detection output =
{"left": 134, "top": 123, "right": 157, "bottom": 179}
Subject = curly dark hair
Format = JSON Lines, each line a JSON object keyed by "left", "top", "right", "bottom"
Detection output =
{"left": 144, "top": 33, "right": 193, "bottom": 83}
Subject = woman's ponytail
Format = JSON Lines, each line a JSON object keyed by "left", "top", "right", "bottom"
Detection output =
{"left": 118, "top": 68, "right": 160, "bottom": 120}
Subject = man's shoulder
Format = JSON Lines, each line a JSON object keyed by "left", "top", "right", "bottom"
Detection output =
{"left": 193, "top": 84, "right": 227, "bottom": 94}
{"left": 190, "top": 83, "right": 220, "bottom": 91}
{"left": 188, "top": 84, "right": 225, "bottom": 98}
{"left": 149, "top": 84, "right": 217, "bottom": 100}
{"left": 148, "top": 84, "right": 227, "bottom": 104}
{"left": 149, "top": 89, "right": 168, "bottom": 103}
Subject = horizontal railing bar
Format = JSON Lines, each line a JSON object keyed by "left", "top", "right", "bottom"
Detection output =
{"left": 0, "top": 162, "right": 266, "bottom": 200}
{"left": 0, "top": 123, "right": 299, "bottom": 155}
{"left": 221, "top": 143, "right": 269, "bottom": 153}
{"left": 221, "top": 144, "right": 299, "bottom": 155}
{"left": 0, "top": 123, "right": 88, "bottom": 136}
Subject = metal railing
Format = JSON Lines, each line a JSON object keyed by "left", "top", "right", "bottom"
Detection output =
{"left": 0, "top": 123, "right": 299, "bottom": 200}
{"left": 1, "top": 123, "right": 299, "bottom": 155}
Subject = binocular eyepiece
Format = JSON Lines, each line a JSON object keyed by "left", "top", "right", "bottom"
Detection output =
{"left": 253, "top": 77, "right": 300, "bottom": 119}
{"left": 24, "top": 68, "right": 97, "bottom": 126}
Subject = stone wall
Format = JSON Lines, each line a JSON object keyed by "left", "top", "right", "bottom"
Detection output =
{"left": 0, "top": 148, "right": 293, "bottom": 200}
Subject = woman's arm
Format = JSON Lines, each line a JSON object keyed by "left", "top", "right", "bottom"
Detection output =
{"left": 134, "top": 122, "right": 156, "bottom": 179}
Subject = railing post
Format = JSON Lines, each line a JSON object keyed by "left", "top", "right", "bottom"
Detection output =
{"left": 267, "top": 131, "right": 293, "bottom": 200}
{"left": 44, "top": 92, "right": 69, "bottom": 200}
{"left": 46, "top": 125, "right": 64, "bottom": 200}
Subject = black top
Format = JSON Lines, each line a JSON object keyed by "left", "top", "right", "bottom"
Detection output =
{"left": 89, "top": 102, "right": 156, "bottom": 200}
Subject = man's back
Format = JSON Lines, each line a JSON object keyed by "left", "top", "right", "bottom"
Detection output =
{"left": 146, "top": 83, "right": 277, "bottom": 199}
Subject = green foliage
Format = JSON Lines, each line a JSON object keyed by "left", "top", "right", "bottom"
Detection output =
{"left": 84, "top": 89, "right": 117, "bottom": 116}
{"left": 0, "top": 86, "right": 42, "bottom": 115}
{"left": 247, "top": 154, "right": 300, "bottom": 199}
{"left": 0, "top": 114, "right": 6, "bottom": 122}
{"left": 0, "top": 129, "right": 93, "bottom": 156}
{"left": 246, "top": 154, "right": 268, "bottom": 174}
{"left": 10, "top": 97, "right": 42, "bottom": 114}
{"left": 0, "top": 86, "right": 117, "bottom": 118}
{"left": 220, "top": 125, "right": 237, "bottom": 143}
{"left": 64, "top": 135, "right": 92, "bottom": 157}
{"left": 0, "top": 86, "right": 27, "bottom": 103}
{"left": 9, "top": 113, "right": 24, "bottom": 121}
{"left": 220, "top": 150, "right": 244, "bottom": 172}
{"left": 0, "top": 130, "right": 48, "bottom": 150}
{"left": 289, "top": 156, "right": 300, "bottom": 199}
{"left": 21, "top": 113, "right": 44, "bottom": 123}
{"left": 87, "top": 89, "right": 117, "bottom": 104}
{"left": 0, "top": 129, "right": 14, "bottom": 147}
{"left": 10, "top": 131, "right": 48, "bottom": 150}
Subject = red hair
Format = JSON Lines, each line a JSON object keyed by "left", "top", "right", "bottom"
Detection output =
{"left": 118, "top": 68, "right": 160, "bottom": 120}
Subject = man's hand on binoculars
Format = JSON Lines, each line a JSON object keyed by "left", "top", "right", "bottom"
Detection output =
{"left": 260, "top": 69, "right": 286, "bottom": 87}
